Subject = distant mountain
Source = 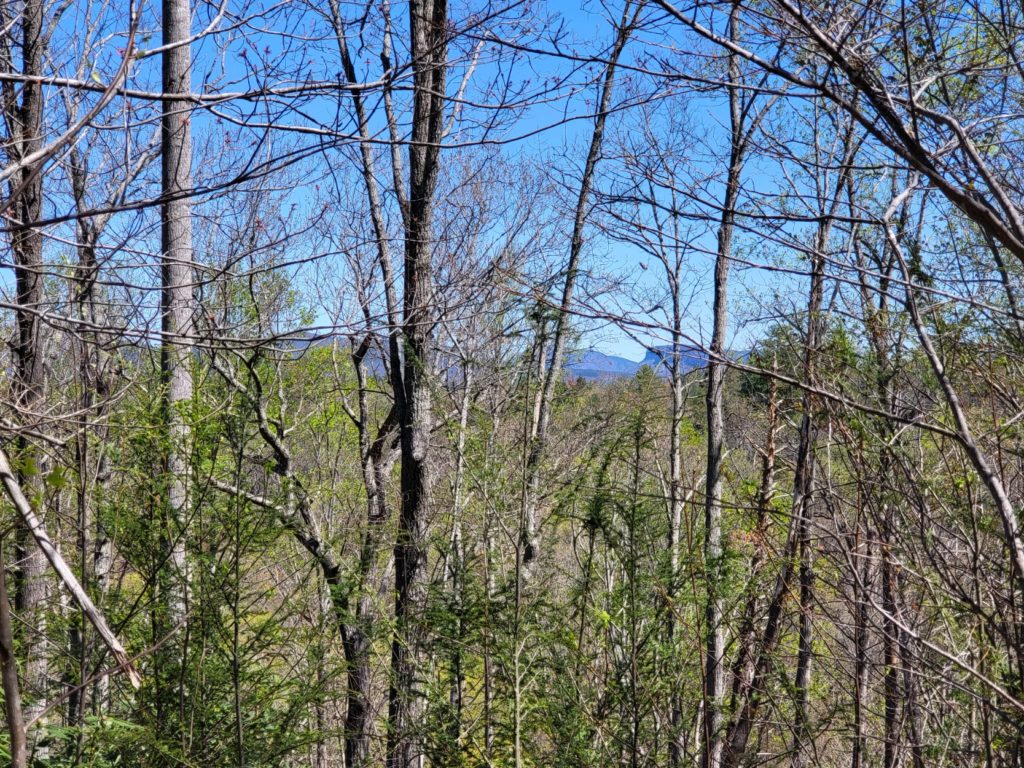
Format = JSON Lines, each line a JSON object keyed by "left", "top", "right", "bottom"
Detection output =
{"left": 280, "top": 335, "right": 740, "bottom": 383}
{"left": 564, "top": 350, "right": 641, "bottom": 380}
{"left": 564, "top": 345, "right": 707, "bottom": 381}
{"left": 640, "top": 344, "right": 709, "bottom": 374}
{"left": 566, "top": 344, "right": 748, "bottom": 381}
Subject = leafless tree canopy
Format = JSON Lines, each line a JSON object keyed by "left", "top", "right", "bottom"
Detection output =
{"left": 0, "top": 0, "right": 1022, "bottom": 766}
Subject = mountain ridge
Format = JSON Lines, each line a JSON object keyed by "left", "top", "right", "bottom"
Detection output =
{"left": 283, "top": 335, "right": 739, "bottom": 382}
{"left": 566, "top": 344, "right": 734, "bottom": 381}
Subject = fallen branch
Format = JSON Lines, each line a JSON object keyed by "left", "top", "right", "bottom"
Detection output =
{"left": 0, "top": 446, "right": 141, "bottom": 689}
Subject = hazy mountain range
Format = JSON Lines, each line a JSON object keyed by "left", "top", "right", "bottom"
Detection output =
{"left": 565, "top": 345, "right": 742, "bottom": 381}
{"left": 283, "top": 335, "right": 739, "bottom": 382}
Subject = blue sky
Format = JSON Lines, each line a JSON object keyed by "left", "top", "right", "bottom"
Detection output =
{"left": 21, "top": 0, "right": 811, "bottom": 361}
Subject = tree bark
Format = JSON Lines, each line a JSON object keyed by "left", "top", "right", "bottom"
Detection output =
{"left": 667, "top": 287, "right": 690, "bottom": 767}
{"left": 850, "top": 524, "right": 870, "bottom": 768}
{"left": 447, "top": 364, "right": 473, "bottom": 755}
{"left": 0, "top": 540, "right": 26, "bottom": 768}
{"left": 161, "top": 0, "right": 194, "bottom": 626}
{"left": 328, "top": 6, "right": 404, "bottom": 756}
{"left": 160, "top": 0, "right": 195, "bottom": 742}
{"left": 67, "top": 138, "right": 128, "bottom": 743}
{"left": 702, "top": 10, "right": 743, "bottom": 759}
{"left": 726, "top": 372, "right": 778, "bottom": 738}
{"left": 386, "top": 0, "right": 447, "bottom": 763}
{"left": 790, "top": 148, "right": 850, "bottom": 760}
{"left": 790, "top": 249, "right": 823, "bottom": 768}
{"left": 6, "top": 0, "right": 50, "bottom": 742}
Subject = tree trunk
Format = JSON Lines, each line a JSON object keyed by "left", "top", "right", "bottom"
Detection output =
{"left": 0, "top": 540, "right": 26, "bottom": 768}
{"left": 520, "top": 3, "right": 638, "bottom": 578}
{"left": 703, "top": 15, "right": 743, "bottom": 757}
{"left": 851, "top": 525, "right": 870, "bottom": 768}
{"left": 344, "top": 343, "right": 398, "bottom": 768}
{"left": 6, "top": 0, "right": 50, "bottom": 749}
{"left": 882, "top": 538, "right": 898, "bottom": 768}
{"left": 447, "top": 365, "right": 473, "bottom": 755}
{"left": 160, "top": 0, "right": 195, "bottom": 737}
{"left": 328, "top": 6, "right": 406, "bottom": 759}
{"left": 667, "top": 309, "right": 688, "bottom": 766}
{"left": 161, "top": 0, "right": 194, "bottom": 625}
{"left": 726, "top": 372, "right": 778, "bottom": 733}
{"left": 791, "top": 211, "right": 835, "bottom": 766}
{"left": 386, "top": 0, "right": 447, "bottom": 763}
{"left": 67, "top": 143, "right": 120, "bottom": 749}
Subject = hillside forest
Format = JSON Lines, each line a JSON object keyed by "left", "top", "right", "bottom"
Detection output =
{"left": 1, "top": 0, "right": 1024, "bottom": 765}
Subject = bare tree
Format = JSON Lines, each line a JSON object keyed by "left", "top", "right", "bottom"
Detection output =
{"left": 519, "top": 0, "right": 644, "bottom": 583}
{"left": 701, "top": 8, "right": 753, "bottom": 763}
{"left": 2, "top": 0, "right": 51, "bottom": 742}
{"left": 0, "top": 540, "right": 25, "bottom": 768}
{"left": 159, "top": 0, "right": 196, "bottom": 736}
